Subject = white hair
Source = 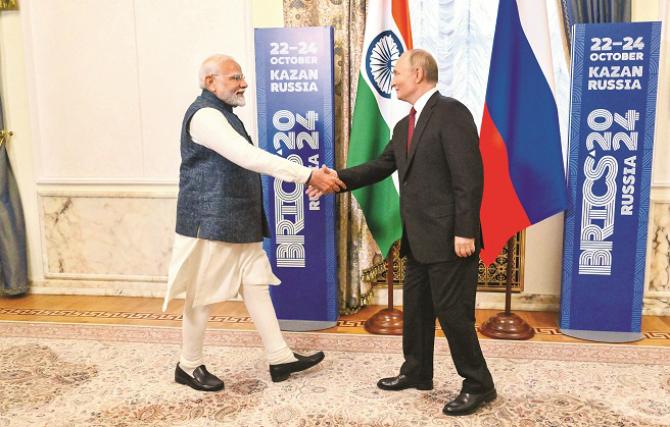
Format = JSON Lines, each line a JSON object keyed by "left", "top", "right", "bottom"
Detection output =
{"left": 198, "top": 54, "right": 233, "bottom": 88}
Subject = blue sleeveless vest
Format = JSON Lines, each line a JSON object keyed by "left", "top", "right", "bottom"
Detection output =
{"left": 175, "top": 90, "right": 269, "bottom": 242}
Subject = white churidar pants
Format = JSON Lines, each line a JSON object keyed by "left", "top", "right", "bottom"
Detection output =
{"left": 165, "top": 235, "right": 294, "bottom": 369}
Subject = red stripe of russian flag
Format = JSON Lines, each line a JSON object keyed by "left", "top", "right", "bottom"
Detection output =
{"left": 479, "top": 105, "right": 531, "bottom": 265}
{"left": 478, "top": 0, "right": 567, "bottom": 266}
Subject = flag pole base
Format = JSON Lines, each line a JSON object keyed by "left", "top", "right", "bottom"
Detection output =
{"left": 364, "top": 308, "right": 403, "bottom": 335}
{"left": 479, "top": 312, "right": 534, "bottom": 340}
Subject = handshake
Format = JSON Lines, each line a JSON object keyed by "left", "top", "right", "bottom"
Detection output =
{"left": 306, "top": 165, "right": 346, "bottom": 198}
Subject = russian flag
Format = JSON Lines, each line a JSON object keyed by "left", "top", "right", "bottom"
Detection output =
{"left": 479, "top": 0, "right": 568, "bottom": 266}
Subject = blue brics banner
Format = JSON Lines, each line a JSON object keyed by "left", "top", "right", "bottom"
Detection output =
{"left": 560, "top": 22, "right": 661, "bottom": 342}
{"left": 255, "top": 27, "right": 337, "bottom": 331}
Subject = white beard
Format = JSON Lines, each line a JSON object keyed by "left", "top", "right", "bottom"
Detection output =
{"left": 222, "top": 92, "right": 245, "bottom": 107}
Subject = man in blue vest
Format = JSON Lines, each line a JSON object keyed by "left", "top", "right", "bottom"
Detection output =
{"left": 164, "top": 54, "right": 344, "bottom": 391}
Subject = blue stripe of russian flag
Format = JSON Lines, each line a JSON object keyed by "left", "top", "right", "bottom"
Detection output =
{"left": 479, "top": 0, "right": 567, "bottom": 265}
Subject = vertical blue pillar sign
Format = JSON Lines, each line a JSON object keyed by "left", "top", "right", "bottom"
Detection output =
{"left": 560, "top": 22, "right": 661, "bottom": 342}
{"left": 255, "top": 27, "right": 337, "bottom": 331}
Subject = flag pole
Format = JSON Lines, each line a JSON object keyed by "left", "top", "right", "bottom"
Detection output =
{"left": 479, "top": 234, "right": 534, "bottom": 340}
{"left": 364, "top": 241, "right": 403, "bottom": 335}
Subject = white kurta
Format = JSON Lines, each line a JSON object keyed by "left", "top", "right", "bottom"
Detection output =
{"left": 163, "top": 107, "right": 311, "bottom": 311}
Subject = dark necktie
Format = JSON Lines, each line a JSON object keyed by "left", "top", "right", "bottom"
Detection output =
{"left": 407, "top": 107, "right": 416, "bottom": 153}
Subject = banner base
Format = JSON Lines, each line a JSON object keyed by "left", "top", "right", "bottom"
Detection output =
{"left": 560, "top": 329, "right": 643, "bottom": 343}
{"left": 279, "top": 320, "right": 337, "bottom": 332}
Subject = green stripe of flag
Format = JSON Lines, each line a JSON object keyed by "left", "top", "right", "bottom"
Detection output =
{"left": 347, "top": 74, "right": 402, "bottom": 257}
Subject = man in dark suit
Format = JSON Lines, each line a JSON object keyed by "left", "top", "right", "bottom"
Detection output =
{"left": 318, "top": 49, "right": 495, "bottom": 416}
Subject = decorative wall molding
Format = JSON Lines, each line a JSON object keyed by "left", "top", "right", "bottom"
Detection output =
{"left": 37, "top": 189, "right": 177, "bottom": 198}
{"left": 652, "top": 181, "right": 670, "bottom": 188}
{"left": 37, "top": 178, "right": 179, "bottom": 186}
{"left": 43, "top": 272, "right": 167, "bottom": 283}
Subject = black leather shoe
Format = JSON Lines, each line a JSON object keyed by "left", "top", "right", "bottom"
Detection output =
{"left": 175, "top": 364, "right": 224, "bottom": 392}
{"left": 443, "top": 388, "right": 497, "bottom": 416}
{"left": 269, "top": 351, "right": 325, "bottom": 382}
{"left": 377, "top": 374, "right": 433, "bottom": 391}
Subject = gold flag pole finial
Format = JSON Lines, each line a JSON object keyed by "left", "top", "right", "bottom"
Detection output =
{"left": 0, "top": 129, "right": 14, "bottom": 147}
{"left": 0, "top": 0, "right": 19, "bottom": 11}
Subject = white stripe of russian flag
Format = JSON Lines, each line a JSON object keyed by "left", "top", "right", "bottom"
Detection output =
{"left": 516, "top": 0, "right": 559, "bottom": 100}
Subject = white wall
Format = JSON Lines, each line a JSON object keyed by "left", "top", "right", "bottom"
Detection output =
{"left": 22, "top": 0, "right": 256, "bottom": 184}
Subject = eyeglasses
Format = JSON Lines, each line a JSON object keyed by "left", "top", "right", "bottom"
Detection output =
{"left": 211, "top": 73, "right": 245, "bottom": 82}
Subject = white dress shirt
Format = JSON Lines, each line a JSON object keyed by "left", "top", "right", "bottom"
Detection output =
{"left": 411, "top": 87, "right": 438, "bottom": 126}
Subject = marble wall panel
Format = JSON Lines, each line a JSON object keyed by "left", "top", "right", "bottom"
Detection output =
{"left": 40, "top": 194, "right": 176, "bottom": 280}
{"left": 33, "top": 194, "right": 670, "bottom": 316}
{"left": 648, "top": 202, "right": 670, "bottom": 294}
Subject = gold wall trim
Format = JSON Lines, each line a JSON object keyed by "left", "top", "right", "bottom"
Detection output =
{"left": 362, "top": 232, "right": 525, "bottom": 293}
{"left": 477, "top": 231, "right": 525, "bottom": 292}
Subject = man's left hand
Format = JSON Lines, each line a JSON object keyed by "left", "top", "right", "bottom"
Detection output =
{"left": 454, "top": 236, "right": 475, "bottom": 257}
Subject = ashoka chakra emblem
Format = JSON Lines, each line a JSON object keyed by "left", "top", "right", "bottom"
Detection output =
{"left": 365, "top": 31, "right": 404, "bottom": 98}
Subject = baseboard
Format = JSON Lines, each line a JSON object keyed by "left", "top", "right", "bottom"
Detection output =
{"left": 372, "top": 289, "right": 560, "bottom": 312}
{"left": 28, "top": 279, "right": 167, "bottom": 298}
{"left": 373, "top": 289, "right": 670, "bottom": 315}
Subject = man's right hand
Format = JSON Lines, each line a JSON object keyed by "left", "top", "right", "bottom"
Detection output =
{"left": 454, "top": 236, "right": 475, "bottom": 257}
{"left": 307, "top": 165, "right": 346, "bottom": 196}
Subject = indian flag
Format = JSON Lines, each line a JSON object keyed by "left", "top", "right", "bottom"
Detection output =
{"left": 346, "top": 0, "right": 413, "bottom": 258}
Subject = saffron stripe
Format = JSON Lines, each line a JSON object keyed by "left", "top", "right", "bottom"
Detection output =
{"left": 391, "top": 0, "right": 413, "bottom": 49}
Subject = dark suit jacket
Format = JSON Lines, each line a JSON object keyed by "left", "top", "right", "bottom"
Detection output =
{"left": 339, "top": 91, "right": 483, "bottom": 263}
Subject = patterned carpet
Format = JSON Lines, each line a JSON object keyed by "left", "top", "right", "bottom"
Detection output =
{"left": 1, "top": 321, "right": 670, "bottom": 426}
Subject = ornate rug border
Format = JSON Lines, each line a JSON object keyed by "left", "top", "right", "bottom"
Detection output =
{"left": 1, "top": 320, "right": 669, "bottom": 366}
